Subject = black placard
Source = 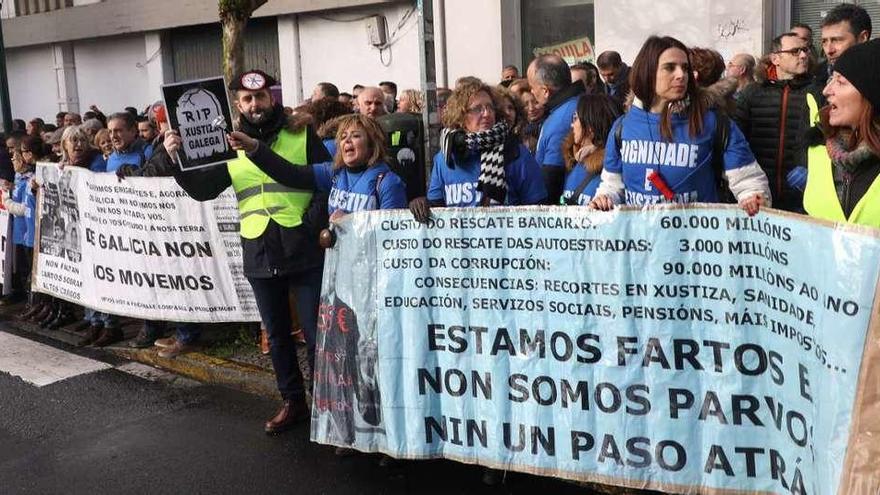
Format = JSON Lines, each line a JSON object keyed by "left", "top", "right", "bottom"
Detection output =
{"left": 161, "top": 77, "right": 237, "bottom": 171}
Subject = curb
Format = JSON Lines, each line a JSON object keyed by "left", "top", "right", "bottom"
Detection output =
{"left": 108, "top": 347, "right": 280, "bottom": 399}
{"left": 3, "top": 310, "right": 279, "bottom": 400}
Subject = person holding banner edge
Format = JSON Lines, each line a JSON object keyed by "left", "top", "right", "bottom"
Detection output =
{"left": 804, "top": 38, "right": 880, "bottom": 227}
{"left": 560, "top": 94, "right": 623, "bottom": 206}
{"left": 226, "top": 113, "right": 408, "bottom": 217}
{"left": 167, "top": 70, "right": 332, "bottom": 435}
{"left": 590, "top": 36, "right": 771, "bottom": 214}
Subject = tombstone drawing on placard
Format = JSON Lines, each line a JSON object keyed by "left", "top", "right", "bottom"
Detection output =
{"left": 175, "top": 88, "right": 228, "bottom": 161}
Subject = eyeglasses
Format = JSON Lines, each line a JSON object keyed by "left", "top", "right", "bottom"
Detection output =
{"left": 466, "top": 104, "right": 495, "bottom": 116}
{"left": 775, "top": 46, "right": 810, "bottom": 56}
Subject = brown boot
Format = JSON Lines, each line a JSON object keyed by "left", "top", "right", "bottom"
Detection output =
{"left": 76, "top": 325, "right": 104, "bottom": 347}
{"left": 92, "top": 326, "right": 123, "bottom": 347}
{"left": 264, "top": 399, "right": 309, "bottom": 434}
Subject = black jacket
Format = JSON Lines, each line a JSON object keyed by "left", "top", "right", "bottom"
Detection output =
{"left": 733, "top": 75, "right": 813, "bottom": 211}
{"left": 834, "top": 153, "right": 880, "bottom": 218}
{"left": 172, "top": 108, "right": 331, "bottom": 278}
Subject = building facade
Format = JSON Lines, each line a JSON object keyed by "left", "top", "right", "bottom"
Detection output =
{"left": 1, "top": 0, "right": 875, "bottom": 122}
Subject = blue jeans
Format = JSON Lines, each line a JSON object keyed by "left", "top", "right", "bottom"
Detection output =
{"left": 248, "top": 267, "right": 321, "bottom": 400}
{"left": 84, "top": 308, "right": 116, "bottom": 327}
{"left": 143, "top": 320, "right": 201, "bottom": 344}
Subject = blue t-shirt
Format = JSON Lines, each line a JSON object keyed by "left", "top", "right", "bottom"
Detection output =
{"left": 323, "top": 138, "right": 337, "bottom": 159}
{"left": 603, "top": 106, "right": 755, "bottom": 205}
{"left": 89, "top": 154, "right": 108, "bottom": 173}
{"left": 11, "top": 171, "right": 36, "bottom": 247}
{"left": 312, "top": 162, "right": 406, "bottom": 215}
{"left": 106, "top": 139, "right": 152, "bottom": 173}
{"left": 560, "top": 165, "right": 601, "bottom": 206}
{"left": 427, "top": 144, "right": 547, "bottom": 207}
{"left": 535, "top": 95, "right": 579, "bottom": 168}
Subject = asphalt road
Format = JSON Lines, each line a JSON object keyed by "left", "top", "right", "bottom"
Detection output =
{"left": 0, "top": 325, "right": 600, "bottom": 495}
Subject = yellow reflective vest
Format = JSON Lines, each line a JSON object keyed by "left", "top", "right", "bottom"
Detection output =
{"left": 227, "top": 127, "right": 312, "bottom": 239}
{"left": 804, "top": 144, "right": 880, "bottom": 228}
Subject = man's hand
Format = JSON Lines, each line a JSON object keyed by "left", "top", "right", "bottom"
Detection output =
{"left": 228, "top": 131, "right": 258, "bottom": 154}
{"left": 409, "top": 197, "right": 432, "bottom": 224}
{"left": 164, "top": 129, "right": 181, "bottom": 156}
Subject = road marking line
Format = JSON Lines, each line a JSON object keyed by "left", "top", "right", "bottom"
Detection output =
{"left": 114, "top": 362, "right": 200, "bottom": 388}
{"left": 0, "top": 332, "right": 111, "bottom": 387}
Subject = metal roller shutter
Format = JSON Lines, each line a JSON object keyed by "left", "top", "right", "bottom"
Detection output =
{"left": 170, "top": 18, "right": 280, "bottom": 83}
{"left": 793, "top": 0, "right": 879, "bottom": 46}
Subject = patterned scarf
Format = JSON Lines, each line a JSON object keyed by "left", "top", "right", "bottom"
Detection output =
{"left": 464, "top": 121, "right": 510, "bottom": 205}
{"left": 826, "top": 133, "right": 876, "bottom": 174}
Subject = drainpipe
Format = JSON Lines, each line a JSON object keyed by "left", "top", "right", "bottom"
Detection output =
{"left": 435, "top": 0, "right": 448, "bottom": 88}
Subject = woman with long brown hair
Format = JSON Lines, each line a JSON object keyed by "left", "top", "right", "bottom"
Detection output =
{"left": 591, "top": 36, "right": 769, "bottom": 213}
{"left": 560, "top": 94, "right": 622, "bottom": 205}
{"left": 803, "top": 39, "right": 880, "bottom": 226}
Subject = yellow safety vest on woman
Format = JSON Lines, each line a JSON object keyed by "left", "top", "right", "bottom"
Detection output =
{"left": 227, "top": 127, "right": 312, "bottom": 239}
{"left": 803, "top": 144, "right": 880, "bottom": 227}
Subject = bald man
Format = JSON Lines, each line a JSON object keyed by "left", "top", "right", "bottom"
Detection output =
{"left": 357, "top": 87, "right": 388, "bottom": 118}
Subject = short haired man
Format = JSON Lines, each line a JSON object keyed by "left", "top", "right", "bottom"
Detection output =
{"left": 106, "top": 112, "right": 151, "bottom": 173}
{"left": 813, "top": 3, "right": 872, "bottom": 105}
{"left": 596, "top": 50, "right": 630, "bottom": 102}
{"left": 55, "top": 111, "right": 67, "bottom": 128}
{"left": 63, "top": 112, "right": 82, "bottom": 127}
{"left": 379, "top": 81, "right": 398, "bottom": 112}
{"left": 351, "top": 85, "right": 365, "bottom": 111}
{"left": 357, "top": 87, "right": 388, "bottom": 118}
{"left": 168, "top": 69, "right": 330, "bottom": 434}
{"left": 527, "top": 54, "right": 584, "bottom": 204}
{"left": 790, "top": 23, "right": 813, "bottom": 44}
{"left": 311, "top": 82, "right": 340, "bottom": 102}
{"left": 726, "top": 53, "right": 757, "bottom": 98}
{"left": 734, "top": 33, "right": 814, "bottom": 212}
{"left": 338, "top": 92, "right": 353, "bottom": 107}
{"left": 137, "top": 117, "right": 158, "bottom": 143}
{"left": 501, "top": 65, "right": 519, "bottom": 82}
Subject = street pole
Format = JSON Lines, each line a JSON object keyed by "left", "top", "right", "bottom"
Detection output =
{"left": 416, "top": 0, "right": 439, "bottom": 184}
{"left": 0, "top": 2, "right": 13, "bottom": 133}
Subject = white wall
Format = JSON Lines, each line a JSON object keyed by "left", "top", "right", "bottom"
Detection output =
{"left": 595, "top": 0, "right": 765, "bottom": 65}
{"left": 7, "top": 44, "right": 58, "bottom": 121}
{"left": 297, "top": 3, "right": 422, "bottom": 101}
{"left": 443, "top": 0, "right": 504, "bottom": 85}
{"left": 73, "top": 34, "right": 153, "bottom": 115}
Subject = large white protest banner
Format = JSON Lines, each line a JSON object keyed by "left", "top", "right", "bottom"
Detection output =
{"left": 33, "top": 164, "right": 259, "bottom": 322}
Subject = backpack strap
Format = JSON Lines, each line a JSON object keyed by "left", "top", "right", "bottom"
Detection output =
{"left": 564, "top": 169, "right": 596, "bottom": 206}
{"left": 711, "top": 112, "right": 733, "bottom": 202}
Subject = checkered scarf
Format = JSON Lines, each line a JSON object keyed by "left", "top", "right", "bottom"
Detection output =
{"left": 465, "top": 121, "right": 510, "bottom": 205}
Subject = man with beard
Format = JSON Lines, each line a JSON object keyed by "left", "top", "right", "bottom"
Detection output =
{"left": 167, "top": 70, "right": 331, "bottom": 434}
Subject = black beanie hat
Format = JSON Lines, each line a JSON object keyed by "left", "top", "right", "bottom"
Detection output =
{"left": 834, "top": 38, "right": 880, "bottom": 112}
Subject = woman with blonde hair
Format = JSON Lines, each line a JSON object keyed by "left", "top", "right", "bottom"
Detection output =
{"left": 229, "top": 113, "right": 407, "bottom": 217}
{"left": 396, "top": 89, "right": 424, "bottom": 113}
{"left": 408, "top": 79, "right": 545, "bottom": 221}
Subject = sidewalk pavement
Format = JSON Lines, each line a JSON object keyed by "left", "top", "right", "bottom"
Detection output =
{"left": 0, "top": 301, "right": 285, "bottom": 399}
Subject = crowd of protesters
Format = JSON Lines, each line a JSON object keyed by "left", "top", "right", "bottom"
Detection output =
{"left": 0, "top": 1, "right": 878, "bottom": 486}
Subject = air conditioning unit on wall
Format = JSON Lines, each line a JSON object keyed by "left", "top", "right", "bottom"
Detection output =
{"left": 365, "top": 15, "right": 387, "bottom": 47}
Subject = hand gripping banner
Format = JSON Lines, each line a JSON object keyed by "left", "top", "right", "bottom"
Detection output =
{"left": 311, "top": 204, "right": 880, "bottom": 495}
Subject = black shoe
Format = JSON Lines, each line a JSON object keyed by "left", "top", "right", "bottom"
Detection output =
{"left": 30, "top": 304, "right": 52, "bottom": 323}
{"left": 69, "top": 320, "right": 91, "bottom": 333}
{"left": 48, "top": 311, "right": 74, "bottom": 330}
{"left": 76, "top": 325, "right": 104, "bottom": 347}
{"left": 39, "top": 306, "right": 60, "bottom": 328}
{"left": 20, "top": 303, "right": 44, "bottom": 321}
{"left": 128, "top": 329, "right": 161, "bottom": 349}
{"left": 92, "top": 327, "right": 123, "bottom": 347}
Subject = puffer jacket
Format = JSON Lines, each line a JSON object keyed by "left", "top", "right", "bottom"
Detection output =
{"left": 733, "top": 74, "right": 814, "bottom": 211}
